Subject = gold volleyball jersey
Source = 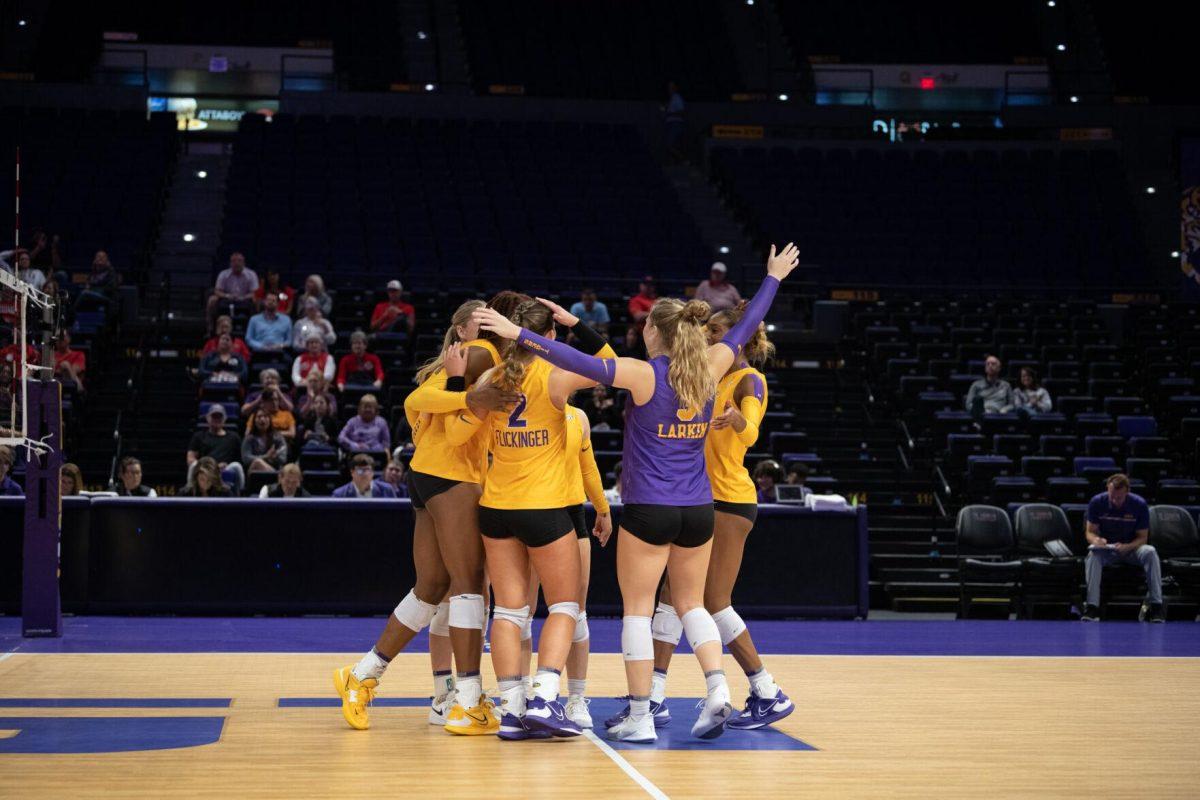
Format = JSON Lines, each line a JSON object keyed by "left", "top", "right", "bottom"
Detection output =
{"left": 705, "top": 366, "right": 768, "bottom": 504}
{"left": 479, "top": 358, "right": 573, "bottom": 510}
{"left": 564, "top": 404, "right": 591, "bottom": 505}
{"left": 408, "top": 338, "right": 500, "bottom": 483}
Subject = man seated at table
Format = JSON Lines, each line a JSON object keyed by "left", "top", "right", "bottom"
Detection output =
{"left": 332, "top": 453, "right": 397, "bottom": 498}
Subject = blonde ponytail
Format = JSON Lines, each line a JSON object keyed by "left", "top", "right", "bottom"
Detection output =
{"left": 648, "top": 298, "right": 716, "bottom": 413}
{"left": 494, "top": 299, "right": 554, "bottom": 393}
{"left": 414, "top": 299, "right": 485, "bottom": 385}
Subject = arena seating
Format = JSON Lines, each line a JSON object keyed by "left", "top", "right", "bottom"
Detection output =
{"left": 458, "top": 0, "right": 744, "bottom": 99}
{"left": 775, "top": 0, "right": 1044, "bottom": 64}
{"left": 711, "top": 143, "right": 1144, "bottom": 288}
{"left": 222, "top": 115, "right": 708, "bottom": 294}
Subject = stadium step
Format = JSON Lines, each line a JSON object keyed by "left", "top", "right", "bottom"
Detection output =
{"left": 662, "top": 162, "right": 756, "bottom": 273}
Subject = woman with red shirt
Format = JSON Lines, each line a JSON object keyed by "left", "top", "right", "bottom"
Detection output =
{"left": 336, "top": 331, "right": 384, "bottom": 391}
{"left": 201, "top": 315, "right": 252, "bottom": 362}
{"left": 292, "top": 334, "right": 335, "bottom": 385}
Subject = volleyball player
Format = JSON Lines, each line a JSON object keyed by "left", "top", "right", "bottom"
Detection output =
{"left": 334, "top": 295, "right": 520, "bottom": 734}
{"left": 649, "top": 303, "right": 793, "bottom": 729}
{"left": 475, "top": 243, "right": 799, "bottom": 743}
{"left": 446, "top": 299, "right": 612, "bottom": 740}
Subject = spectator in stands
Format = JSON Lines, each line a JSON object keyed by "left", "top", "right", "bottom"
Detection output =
{"left": 300, "top": 392, "right": 338, "bottom": 450}
{"left": 337, "top": 394, "right": 389, "bottom": 454}
{"left": 198, "top": 333, "right": 249, "bottom": 386}
{"left": 753, "top": 459, "right": 786, "bottom": 503}
{"left": 245, "top": 292, "right": 293, "bottom": 355}
{"left": 370, "top": 280, "right": 415, "bottom": 336}
{"left": 180, "top": 456, "right": 232, "bottom": 497}
{"left": 242, "top": 369, "right": 294, "bottom": 417}
{"left": 0, "top": 444, "right": 22, "bottom": 496}
{"left": 292, "top": 297, "right": 336, "bottom": 351}
{"left": 626, "top": 275, "right": 657, "bottom": 351}
{"left": 205, "top": 252, "right": 259, "bottom": 336}
{"left": 0, "top": 364, "right": 14, "bottom": 422}
{"left": 246, "top": 388, "right": 296, "bottom": 441}
{"left": 116, "top": 456, "right": 156, "bottom": 497}
{"left": 298, "top": 371, "right": 338, "bottom": 416}
{"left": 187, "top": 404, "right": 245, "bottom": 494}
{"left": 60, "top": 462, "right": 84, "bottom": 496}
{"left": 243, "top": 409, "right": 288, "bottom": 475}
{"left": 332, "top": 453, "right": 397, "bottom": 498}
{"left": 296, "top": 274, "right": 333, "bottom": 318}
{"left": 964, "top": 354, "right": 1014, "bottom": 417}
{"left": 0, "top": 337, "right": 38, "bottom": 377}
{"left": 254, "top": 268, "right": 296, "bottom": 315}
{"left": 1082, "top": 473, "right": 1163, "bottom": 623}
{"left": 664, "top": 81, "right": 685, "bottom": 162}
{"left": 336, "top": 331, "right": 384, "bottom": 392}
{"left": 52, "top": 330, "right": 86, "bottom": 392}
{"left": 786, "top": 463, "right": 811, "bottom": 488}
{"left": 202, "top": 315, "right": 252, "bottom": 362}
{"left": 569, "top": 288, "right": 610, "bottom": 340}
{"left": 292, "top": 334, "right": 336, "bottom": 385}
{"left": 75, "top": 250, "right": 120, "bottom": 311}
{"left": 25, "top": 230, "right": 62, "bottom": 275}
{"left": 259, "top": 462, "right": 310, "bottom": 498}
{"left": 694, "top": 262, "right": 742, "bottom": 312}
{"left": 582, "top": 384, "right": 621, "bottom": 431}
{"left": 1012, "top": 367, "right": 1052, "bottom": 416}
{"left": 382, "top": 455, "right": 409, "bottom": 497}
{"left": 603, "top": 460, "right": 623, "bottom": 505}
{"left": 0, "top": 248, "right": 47, "bottom": 291}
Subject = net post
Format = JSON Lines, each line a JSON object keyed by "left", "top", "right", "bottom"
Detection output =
{"left": 21, "top": 378, "right": 63, "bottom": 638}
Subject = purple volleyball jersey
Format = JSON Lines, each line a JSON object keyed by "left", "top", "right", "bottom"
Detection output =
{"left": 620, "top": 356, "right": 715, "bottom": 505}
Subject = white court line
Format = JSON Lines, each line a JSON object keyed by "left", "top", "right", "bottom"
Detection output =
{"left": 583, "top": 730, "right": 670, "bottom": 800}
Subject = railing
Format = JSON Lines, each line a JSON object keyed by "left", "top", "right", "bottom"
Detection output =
{"left": 807, "top": 66, "right": 875, "bottom": 107}
{"left": 94, "top": 47, "right": 149, "bottom": 89}
{"left": 280, "top": 53, "right": 336, "bottom": 93}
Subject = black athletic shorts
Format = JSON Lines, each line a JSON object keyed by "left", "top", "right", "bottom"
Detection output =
{"left": 714, "top": 500, "right": 758, "bottom": 524}
{"left": 621, "top": 503, "right": 715, "bottom": 548}
{"left": 408, "top": 470, "right": 462, "bottom": 510}
{"left": 478, "top": 506, "right": 576, "bottom": 548}
{"left": 567, "top": 503, "right": 588, "bottom": 539}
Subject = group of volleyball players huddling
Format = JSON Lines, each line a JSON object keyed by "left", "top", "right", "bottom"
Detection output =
{"left": 334, "top": 242, "right": 800, "bottom": 743}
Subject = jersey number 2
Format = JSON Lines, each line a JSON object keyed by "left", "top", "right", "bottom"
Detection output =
{"left": 507, "top": 394, "right": 528, "bottom": 428}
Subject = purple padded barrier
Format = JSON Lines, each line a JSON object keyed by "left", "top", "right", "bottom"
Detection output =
{"left": 22, "top": 379, "right": 63, "bottom": 638}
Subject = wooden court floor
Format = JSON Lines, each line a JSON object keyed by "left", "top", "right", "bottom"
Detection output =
{"left": 1, "top": 651, "right": 1198, "bottom": 799}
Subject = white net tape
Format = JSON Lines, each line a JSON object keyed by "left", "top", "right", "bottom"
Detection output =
{"left": 0, "top": 268, "right": 55, "bottom": 455}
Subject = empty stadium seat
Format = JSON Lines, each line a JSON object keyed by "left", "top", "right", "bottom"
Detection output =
{"left": 956, "top": 504, "right": 1021, "bottom": 619}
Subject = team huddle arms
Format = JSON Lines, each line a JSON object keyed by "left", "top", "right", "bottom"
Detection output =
{"left": 333, "top": 243, "right": 800, "bottom": 743}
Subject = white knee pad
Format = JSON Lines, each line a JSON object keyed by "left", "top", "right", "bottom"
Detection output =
{"left": 393, "top": 590, "right": 439, "bottom": 633}
{"left": 572, "top": 611, "right": 590, "bottom": 643}
{"left": 651, "top": 602, "right": 683, "bottom": 646}
{"left": 521, "top": 617, "right": 533, "bottom": 641}
{"left": 429, "top": 601, "right": 450, "bottom": 637}
{"left": 681, "top": 607, "right": 721, "bottom": 650}
{"left": 712, "top": 606, "right": 747, "bottom": 646}
{"left": 547, "top": 601, "right": 580, "bottom": 621}
{"left": 448, "top": 593, "right": 487, "bottom": 630}
{"left": 621, "top": 615, "right": 654, "bottom": 661}
{"left": 492, "top": 604, "right": 530, "bottom": 632}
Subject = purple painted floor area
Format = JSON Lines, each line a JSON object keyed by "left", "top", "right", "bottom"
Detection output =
{"left": 2, "top": 617, "right": 1198, "bottom": 657}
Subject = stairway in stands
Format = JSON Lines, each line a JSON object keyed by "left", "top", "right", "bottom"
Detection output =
{"left": 663, "top": 163, "right": 757, "bottom": 275}
{"left": 70, "top": 328, "right": 139, "bottom": 489}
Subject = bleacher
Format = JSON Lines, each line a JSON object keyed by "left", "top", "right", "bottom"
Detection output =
{"left": 458, "top": 0, "right": 744, "bottom": 99}
{"left": 710, "top": 143, "right": 1143, "bottom": 288}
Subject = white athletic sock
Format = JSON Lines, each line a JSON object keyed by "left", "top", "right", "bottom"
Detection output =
{"left": 748, "top": 667, "right": 778, "bottom": 698}
{"left": 629, "top": 696, "right": 651, "bottom": 719}
{"left": 352, "top": 648, "right": 389, "bottom": 682}
{"left": 705, "top": 669, "right": 730, "bottom": 706}
{"left": 456, "top": 674, "right": 482, "bottom": 708}
{"left": 650, "top": 668, "right": 668, "bottom": 704}
{"left": 533, "top": 669, "right": 560, "bottom": 702}
{"left": 567, "top": 678, "right": 587, "bottom": 698}
{"left": 498, "top": 678, "right": 526, "bottom": 716}
{"left": 433, "top": 670, "right": 455, "bottom": 702}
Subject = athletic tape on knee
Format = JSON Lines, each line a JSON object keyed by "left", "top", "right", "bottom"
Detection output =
{"left": 681, "top": 607, "right": 721, "bottom": 650}
{"left": 651, "top": 602, "right": 683, "bottom": 646}
{"left": 572, "top": 611, "right": 590, "bottom": 643}
{"left": 547, "top": 601, "right": 580, "bottom": 621}
{"left": 621, "top": 615, "right": 654, "bottom": 661}
{"left": 492, "top": 604, "right": 530, "bottom": 631}
{"left": 448, "top": 593, "right": 487, "bottom": 630}
{"left": 712, "top": 606, "right": 747, "bottom": 646}
{"left": 429, "top": 601, "right": 450, "bottom": 636}
{"left": 393, "top": 590, "right": 439, "bottom": 633}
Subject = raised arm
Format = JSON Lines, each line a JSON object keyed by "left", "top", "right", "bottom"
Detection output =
{"left": 534, "top": 297, "right": 622, "bottom": 401}
{"left": 474, "top": 307, "right": 656, "bottom": 404}
{"left": 707, "top": 243, "right": 798, "bottom": 380}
